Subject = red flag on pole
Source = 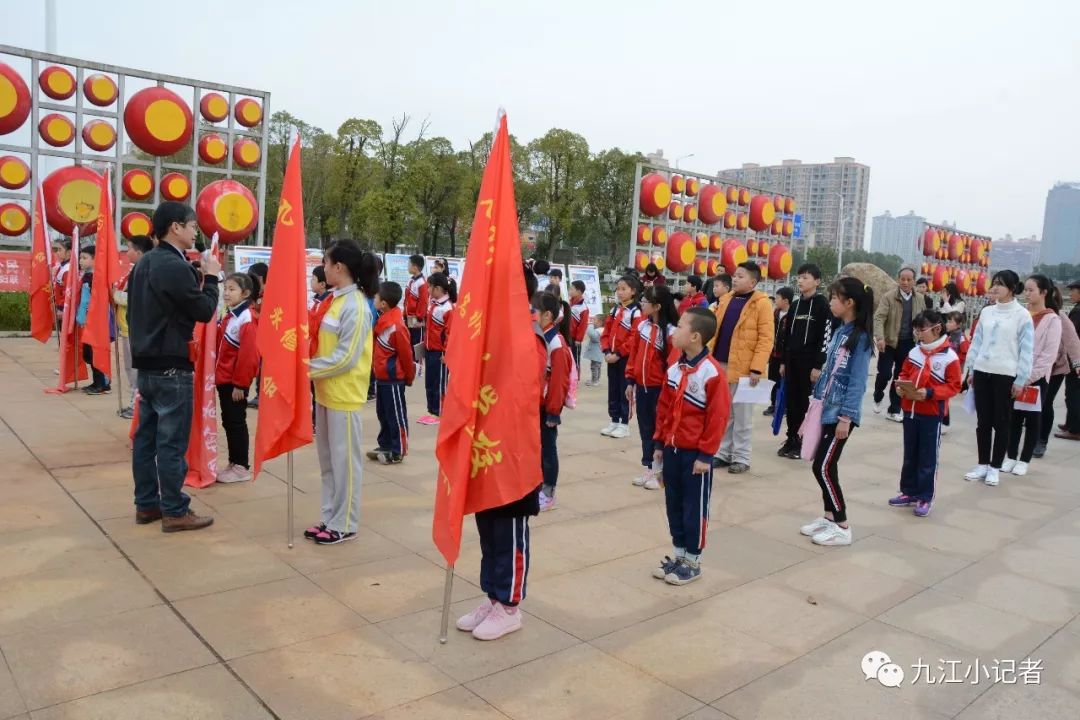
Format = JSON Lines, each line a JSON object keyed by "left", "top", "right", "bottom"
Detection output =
{"left": 45, "top": 229, "right": 88, "bottom": 393}
{"left": 253, "top": 137, "right": 313, "bottom": 478}
{"left": 29, "top": 186, "right": 53, "bottom": 343}
{"left": 82, "top": 170, "right": 120, "bottom": 377}
{"left": 432, "top": 113, "right": 541, "bottom": 565}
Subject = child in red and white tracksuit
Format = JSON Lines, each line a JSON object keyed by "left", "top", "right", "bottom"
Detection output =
{"left": 420, "top": 272, "right": 454, "bottom": 424}
{"left": 889, "top": 311, "right": 962, "bottom": 517}
{"left": 536, "top": 295, "right": 573, "bottom": 511}
{"left": 601, "top": 275, "right": 643, "bottom": 437}
{"left": 625, "top": 285, "right": 679, "bottom": 490}
{"left": 568, "top": 280, "right": 590, "bottom": 366}
{"left": 217, "top": 273, "right": 260, "bottom": 483}
{"left": 652, "top": 308, "right": 731, "bottom": 585}
{"left": 404, "top": 255, "right": 428, "bottom": 368}
{"left": 371, "top": 282, "right": 416, "bottom": 464}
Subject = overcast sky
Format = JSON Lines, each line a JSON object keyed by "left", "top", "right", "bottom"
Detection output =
{"left": 3, "top": 0, "right": 1078, "bottom": 245}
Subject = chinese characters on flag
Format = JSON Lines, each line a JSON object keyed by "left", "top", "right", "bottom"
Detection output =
{"left": 28, "top": 187, "right": 53, "bottom": 343}
{"left": 432, "top": 113, "right": 541, "bottom": 565}
{"left": 82, "top": 170, "right": 121, "bottom": 377}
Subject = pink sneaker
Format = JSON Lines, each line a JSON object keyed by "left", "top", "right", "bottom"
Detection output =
{"left": 539, "top": 491, "right": 555, "bottom": 512}
{"left": 417, "top": 415, "right": 440, "bottom": 426}
{"left": 472, "top": 602, "right": 522, "bottom": 640}
{"left": 456, "top": 598, "right": 495, "bottom": 632}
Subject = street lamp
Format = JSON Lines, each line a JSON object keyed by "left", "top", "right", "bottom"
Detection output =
{"left": 834, "top": 191, "right": 845, "bottom": 274}
{"left": 675, "top": 153, "right": 695, "bottom": 169}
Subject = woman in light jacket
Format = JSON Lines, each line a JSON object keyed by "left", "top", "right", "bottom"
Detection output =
{"left": 1034, "top": 284, "right": 1079, "bottom": 458}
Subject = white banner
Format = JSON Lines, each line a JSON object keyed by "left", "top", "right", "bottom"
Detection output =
{"left": 567, "top": 264, "right": 603, "bottom": 316}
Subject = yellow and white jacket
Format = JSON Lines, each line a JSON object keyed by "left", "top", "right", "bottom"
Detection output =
{"left": 309, "top": 284, "right": 373, "bottom": 411}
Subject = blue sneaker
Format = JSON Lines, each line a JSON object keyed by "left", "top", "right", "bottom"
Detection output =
{"left": 651, "top": 555, "right": 678, "bottom": 579}
{"left": 914, "top": 500, "right": 932, "bottom": 517}
{"left": 888, "top": 494, "right": 916, "bottom": 507}
{"left": 664, "top": 559, "right": 702, "bottom": 585}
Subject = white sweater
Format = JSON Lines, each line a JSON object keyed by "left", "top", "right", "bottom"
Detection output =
{"left": 965, "top": 299, "right": 1034, "bottom": 385}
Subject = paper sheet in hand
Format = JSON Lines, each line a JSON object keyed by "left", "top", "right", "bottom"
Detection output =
{"left": 1014, "top": 387, "right": 1041, "bottom": 412}
{"left": 962, "top": 388, "right": 976, "bottom": 415}
{"left": 732, "top": 377, "right": 775, "bottom": 404}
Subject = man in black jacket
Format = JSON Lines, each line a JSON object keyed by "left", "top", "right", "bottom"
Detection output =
{"left": 128, "top": 202, "right": 221, "bottom": 532}
{"left": 778, "top": 264, "right": 832, "bottom": 459}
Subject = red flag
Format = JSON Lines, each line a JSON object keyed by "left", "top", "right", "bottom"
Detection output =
{"left": 45, "top": 229, "right": 88, "bottom": 393}
{"left": 82, "top": 170, "right": 120, "bottom": 377}
{"left": 29, "top": 186, "right": 53, "bottom": 343}
{"left": 253, "top": 137, "right": 313, "bottom": 478}
{"left": 432, "top": 113, "right": 541, "bottom": 565}
{"left": 185, "top": 318, "right": 219, "bottom": 487}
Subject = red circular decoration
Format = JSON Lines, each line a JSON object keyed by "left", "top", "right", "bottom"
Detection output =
{"left": 38, "top": 113, "right": 75, "bottom": 147}
{"left": 200, "top": 92, "right": 229, "bottom": 123}
{"left": 785, "top": 198, "right": 797, "bottom": 214}
{"left": 121, "top": 212, "right": 153, "bottom": 239}
{"left": 652, "top": 227, "right": 668, "bottom": 247}
{"left": 0, "top": 63, "right": 31, "bottom": 135}
{"left": 725, "top": 186, "right": 739, "bottom": 204}
{"left": 767, "top": 244, "right": 793, "bottom": 280}
{"left": 83, "top": 73, "right": 118, "bottom": 106}
{"left": 0, "top": 202, "right": 29, "bottom": 236}
{"left": 668, "top": 201, "right": 684, "bottom": 222}
{"left": 698, "top": 185, "right": 727, "bottom": 225}
{"left": 684, "top": 203, "right": 698, "bottom": 224}
{"left": 122, "top": 169, "right": 154, "bottom": 201}
{"left": 782, "top": 219, "right": 794, "bottom": 237}
{"left": 160, "top": 172, "right": 191, "bottom": 201}
{"left": 650, "top": 254, "right": 665, "bottom": 272}
{"left": 196, "top": 179, "right": 259, "bottom": 243}
{"left": 124, "top": 87, "right": 194, "bottom": 156}
{"left": 234, "top": 98, "right": 263, "bottom": 127}
{"left": 758, "top": 239, "right": 770, "bottom": 258}
{"left": 42, "top": 165, "right": 102, "bottom": 236}
{"left": 736, "top": 213, "right": 749, "bottom": 231}
{"left": 749, "top": 195, "right": 776, "bottom": 232}
{"left": 232, "top": 138, "right": 261, "bottom": 168}
{"left": 81, "top": 119, "right": 116, "bottom": 151}
{"left": 685, "top": 177, "right": 700, "bottom": 197}
{"left": 199, "top": 134, "right": 228, "bottom": 164}
{"left": 695, "top": 233, "right": 709, "bottom": 251}
{"left": 639, "top": 173, "right": 672, "bottom": 217}
{"left": 707, "top": 259, "right": 721, "bottom": 276}
{"left": 709, "top": 234, "right": 723, "bottom": 252}
{"left": 723, "top": 210, "right": 737, "bottom": 229}
{"left": 737, "top": 188, "right": 751, "bottom": 206}
{"left": 38, "top": 65, "right": 75, "bottom": 100}
{"left": 694, "top": 258, "right": 708, "bottom": 275}
{"left": 670, "top": 175, "right": 686, "bottom": 195}
{"left": 721, "top": 239, "right": 748, "bottom": 274}
{"left": 634, "top": 251, "right": 650, "bottom": 272}
{"left": 747, "top": 238, "right": 759, "bottom": 256}
{"left": 636, "top": 224, "right": 652, "bottom": 246}
{"left": 666, "top": 231, "right": 696, "bottom": 272}
{"left": 0, "top": 155, "right": 30, "bottom": 190}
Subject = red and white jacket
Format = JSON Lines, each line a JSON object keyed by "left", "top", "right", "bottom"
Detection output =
{"left": 53, "top": 260, "right": 69, "bottom": 308}
{"left": 404, "top": 273, "right": 428, "bottom": 321}
{"left": 541, "top": 324, "right": 573, "bottom": 424}
{"left": 308, "top": 291, "right": 333, "bottom": 357}
{"left": 424, "top": 296, "right": 453, "bottom": 352}
{"left": 373, "top": 307, "right": 416, "bottom": 384}
{"left": 653, "top": 348, "right": 731, "bottom": 462}
{"left": 677, "top": 291, "right": 707, "bottom": 316}
{"left": 602, "top": 302, "right": 641, "bottom": 358}
{"left": 569, "top": 298, "right": 589, "bottom": 344}
{"left": 625, "top": 319, "right": 678, "bottom": 388}
{"left": 216, "top": 302, "right": 259, "bottom": 389}
{"left": 898, "top": 337, "right": 962, "bottom": 418}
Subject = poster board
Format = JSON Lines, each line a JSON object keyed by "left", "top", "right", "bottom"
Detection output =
{"left": 567, "top": 264, "right": 603, "bottom": 316}
{"left": 232, "top": 245, "right": 325, "bottom": 304}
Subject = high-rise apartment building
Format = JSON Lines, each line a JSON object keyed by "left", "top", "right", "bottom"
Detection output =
{"left": 718, "top": 157, "right": 870, "bottom": 252}
{"left": 1040, "top": 182, "right": 1080, "bottom": 265}
{"left": 870, "top": 210, "right": 925, "bottom": 264}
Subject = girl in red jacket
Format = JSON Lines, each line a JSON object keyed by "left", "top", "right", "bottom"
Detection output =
{"left": 889, "top": 310, "right": 962, "bottom": 517}
{"left": 625, "top": 284, "right": 680, "bottom": 490}
{"left": 535, "top": 293, "right": 574, "bottom": 512}
{"left": 419, "top": 272, "right": 455, "bottom": 425}
{"left": 601, "top": 275, "right": 643, "bottom": 438}
{"left": 217, "top": 273, "right": 260, "bottom": 483}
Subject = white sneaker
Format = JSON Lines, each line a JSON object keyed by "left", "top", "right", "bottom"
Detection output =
{"left": 800, "top": 516, "right": 832, "bottom": 537}
{"left": 887, "top": 412, "right": 904, "bottom": 423}
{"left": 456, "top": 599, "right": 495, "bottom": 632}
{"left": 643, "top": 476, "right": 661, "bottom": 490}
{"left": 1000, "top": 458, "right": 1017, "bottom": 473}
{"left": 601, "top": 423, "right": 616, "bottom": 436}
{"left": 217, "top": 464, "right": 250, "bottom": 483}
{"left": 812, "top": 522, "right": 852, "bottom": 546}
{"left": 964, "top": 464, "right": 988, "bottom": 481}
{"left": 940, "top": 425, "right": 950, "bottom": 436}
{"left": 984, "top": 467, "right": 1001, "bottom": 486}
{"left": 609, "top": 423, "right": 630, "bottom": 439}
{"left": 632, "top": 468, "right": 653, "bottom": 487}
{"left": 873, "top": 399, "right": 885, "bottom": 414}
{"left": 1012, "top": 461, "right": 1028, "bottom": 476}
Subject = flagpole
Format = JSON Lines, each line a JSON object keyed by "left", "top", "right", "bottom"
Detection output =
{"left": 113, "top": 334, "right": 123, "bottom": 413}
{"left": 286, "top": 451, "right": 295, "bottom": 548}
{"left": 438, "top": 565, "right": 454, "bottom": 643}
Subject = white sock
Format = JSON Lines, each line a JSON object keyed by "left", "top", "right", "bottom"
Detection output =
{"left": 685, "top": 552, "right": 700, "bottom": 565}
{"left": 674, "top": 547, "right": 686, "bottom": 560}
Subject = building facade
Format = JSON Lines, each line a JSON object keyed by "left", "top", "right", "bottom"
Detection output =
{"left": 990, "top": 235, "right": 1041, "bottom": 275}
{"left": 870, "top": 210, "right": 925, "bottom": 265}
{"left": 718, "top": 157, "right": 870, "bottom": 252}
{"left": 1040, "top": 182, "right": 1080, "bottom": 265}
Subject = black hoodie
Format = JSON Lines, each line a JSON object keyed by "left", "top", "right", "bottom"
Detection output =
{"left": 781, "top": 292, "right": 832, "bottom": 369}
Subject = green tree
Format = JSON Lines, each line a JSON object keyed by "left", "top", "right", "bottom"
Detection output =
{"left": 527, "top": 129, "right": 590, "bottom": 260}
{"left": 583, "top": 148, "right": 645, "bottom": 265}
{"left": 805, "top": 246, "right": 840, "bottom": 281}
{"left": 328, "top": 118, "right": 383, "bottom": 238}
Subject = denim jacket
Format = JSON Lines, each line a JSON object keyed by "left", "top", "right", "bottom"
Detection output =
{"left": 812, "top": 321, "right": 872, "bottom": 426}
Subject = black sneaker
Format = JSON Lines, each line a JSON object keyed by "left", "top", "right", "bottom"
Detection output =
{"left": 1032, "top": 441, "right": 1047, "bottom": 459}
{"left": 763, "top": 405, "right": 775, "bottom": 416}
{"left": 313, "top": 528, "right": 357, "bottom": 545}
{"left": 84, "top": 385, "right": 111, "bottom": 395}
{"left": 728, "top": 462, "right": 750, "bottom": 474}
{"left": 651, "top": 555, "right": 678, "bottom": 579}
{"left": 664, "top": 558, "right": 702, "bottom": 585}
{"left": 711, "top": 457, "right": 730, "bottom": 469}
{"left": 777, "top": 439, "right": 793, "bottom": 457}
{"left": 376, "top": 451, "right": 403, "bottom": 465}
{"left": 783, "top": 442, "right": 803, "bottom": 460}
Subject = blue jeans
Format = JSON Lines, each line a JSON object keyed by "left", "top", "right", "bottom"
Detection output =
{"left": 133, "top": 369, "right": 194, "bottom": 517}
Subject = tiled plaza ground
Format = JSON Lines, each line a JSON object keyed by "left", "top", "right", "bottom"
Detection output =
{"left": 1, "top": 336, "right": 1079, "bottom": 719}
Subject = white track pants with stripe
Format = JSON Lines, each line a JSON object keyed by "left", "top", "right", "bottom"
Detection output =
{"left": 316, "top": 403, "right": 364, "bottom": 534}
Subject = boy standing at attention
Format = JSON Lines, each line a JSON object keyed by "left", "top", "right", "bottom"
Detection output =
{"left": 778, "top": 263, "right": 832, "bottom": 458}
{"left": 652, "top": 307, "right": 730, "bottom": 585}
{"left": 404, "top": 254, "right": 428, "bottom": 369}
{"left": 568, "top": 280, "right": 590, "bottom": 365}
{"left": 369, "top": 281, "right": 416, "bottom": 465}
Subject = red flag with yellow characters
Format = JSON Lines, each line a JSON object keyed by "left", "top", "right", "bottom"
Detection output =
{"left": 82, "top": 170, "right": 120, "bottom": 377}
{"left": 253, "top": 137, "right": 313, "bottom": 479}
{"left": 432, "top": 113, "right": 541, "bottom": 565}
{"left": 29, "top": 186, "right": 53, "bottom": 343}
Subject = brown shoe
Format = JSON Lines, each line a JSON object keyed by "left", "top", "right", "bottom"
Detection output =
{"left": 161, "top": 510, "right": 214, "bottom": 533}
{"left": 135, "top": 507, "right": 163, "bottom": 524}
{"left": 1054, "top": 431, "right": 1080, "bottom": 441}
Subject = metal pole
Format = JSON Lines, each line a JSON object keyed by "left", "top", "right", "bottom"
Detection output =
{"left": 835, "top": 192, "right": 845, "bottom": 275}
{"left": 286, "top": 451, "right": 295, "bottom": 548}
{"left": 438, "top": 565, "right": 455, "bottom": 643}
{"left": 113, "top": 328, "right": 123, "bottom": 413}
{"left": 45, "top": 0, "right": 57, "bottom": 53}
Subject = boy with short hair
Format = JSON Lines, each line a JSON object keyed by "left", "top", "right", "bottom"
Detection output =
{"left": 568, "top": 279, "right": 589, "bottom": 365}
{"left": 548, "top": 267, "right": 563, "bottom": 287}
{"left": 308, "top": 265, "right": 333, "bottom": 430}
{"left": 369, "top": 281, "right": 416, "bottom": 464}
{"left": 404, "top": 254, "right": 428, "bottom": 369}
{"left": 75, "top": 245, "right": 111, "bottom": 394}
{"left": 778, "top": 263, "right": 832, "bottom": 458}
{"left": 765, "top": 286, "right": 794, "bottom": 416}
{"left": 52, "top": 239, "right": 72, "bottom": 326}
{"left": 708, "top": 274, "right": 732, "bottom": 310}
{"left": 652, "top": 307, "right": 731, "bottom": 585}
{"left": 678, "top": 275, "right": 708, "bottom": 315}
{"left": 113, "top": 235, "right": 154, "bottom": 417}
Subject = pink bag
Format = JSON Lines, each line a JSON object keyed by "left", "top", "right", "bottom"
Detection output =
{"left": 798, "top": 347, "right": 846, "bottom": 461}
